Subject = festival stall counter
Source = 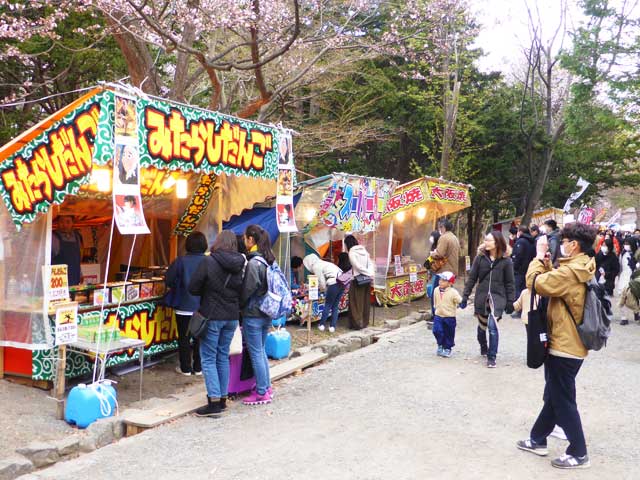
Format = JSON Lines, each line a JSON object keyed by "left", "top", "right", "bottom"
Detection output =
{"left": 376, "top": 176, "right": 472, "bottom": 306}
{"left": 0, "top": 85, "right": 286, "bottom": 382}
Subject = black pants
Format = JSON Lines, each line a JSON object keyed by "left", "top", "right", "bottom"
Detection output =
{"left": 531, "top": 355, "right": 587, "bottom": 457}
{"left": 176, "top": 313, "right": 201, "bottom": 373}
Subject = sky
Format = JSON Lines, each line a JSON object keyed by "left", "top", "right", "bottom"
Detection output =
{"left": 470, "top": 0, "right": 584, "bottom": 74}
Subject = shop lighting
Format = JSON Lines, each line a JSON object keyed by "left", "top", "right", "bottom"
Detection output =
{"left": 176, "top": 179, "right": 188, "bottom": 199}
{"left": 163, "top": 176, "right": 177, "bottom": 190}
{"left": 305, "top": 207, "right": 317, "bottom": 222}
{"left": 416, "top": 207, "right": 427, "bottom": 220}
{"left": 92, "top": 168, "right": 111, "bottom": 192}
{"left": 396, "top": 211, "right": 406, "bottom": 223}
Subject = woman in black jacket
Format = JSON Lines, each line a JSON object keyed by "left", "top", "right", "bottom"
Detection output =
{"left": 460, "top": 231, "right": 515, "bottom": 368}
{"left": 595, "top": 238, "right": 620, "bottom": 296}
{"left": 189, "top": 231, "right": 246, "bottom": 417}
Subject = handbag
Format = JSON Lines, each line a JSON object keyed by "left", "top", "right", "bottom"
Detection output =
{"left": 526, "top": 277, "right": 549, "bottom": 369}
{"left": 428, "top": 256, "right": 447, "bottom": 273}
{"left": 188, "top": 310, "right": 208, "bottom": 339}
{"left": 161, "top": 260, "right": 182, "bottom": 308}
{"left": 354, "top": 274, "right": 372, "bottom": 287}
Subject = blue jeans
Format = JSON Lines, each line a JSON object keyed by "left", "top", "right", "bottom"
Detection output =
{"left": 477, "top": 314, "right": 499, "bottom": 360}
{"left": 243, "top": 317, "right": 271, "bottom": 395}
{"left": 199, "top": 320, "right": 239, "bottom": 399}
{"left": 432, "top": 315, "right": 456, "bottom": 350}
{"left": 320, "top": 283, "right": 345, "bottom": 328}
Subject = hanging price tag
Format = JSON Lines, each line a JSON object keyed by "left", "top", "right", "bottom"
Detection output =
{"left": 409, "top": 264, "right": 418, "bottom": 283}
{"left": 308, "top": 275, "right": 319, "bottom": 301}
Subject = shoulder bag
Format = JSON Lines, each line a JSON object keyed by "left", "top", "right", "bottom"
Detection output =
{"left": 526, "top": 276, "right": 548, "bottom": 369}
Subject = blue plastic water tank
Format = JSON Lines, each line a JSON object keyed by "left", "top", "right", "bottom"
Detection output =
{"left": 265, "top": 329, "right": 291, "bottom": 359}
{"left": 65, "top": 381, "right": 117, "bottom": 428}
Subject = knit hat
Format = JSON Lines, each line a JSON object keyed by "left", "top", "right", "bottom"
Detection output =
{"left": 439, "top": 271, "right": 456, "bottom": 283}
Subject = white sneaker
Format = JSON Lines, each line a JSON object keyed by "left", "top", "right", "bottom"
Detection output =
{"left": 549, "top": 425, "right": 567, "bottom": 441}
{"left": 329, "top": 326, "right": 335, "bottom": 333}
{"left": 318, "top": 324, "right": 325, "bottom": 331}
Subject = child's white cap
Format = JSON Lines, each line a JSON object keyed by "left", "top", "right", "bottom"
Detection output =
{"left": 439, "top": 271, "right": 456, "bottom": 283}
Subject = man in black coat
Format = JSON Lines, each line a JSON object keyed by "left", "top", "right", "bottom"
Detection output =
{"left": 511, "top": 225, "right": 536, "bottom": 317}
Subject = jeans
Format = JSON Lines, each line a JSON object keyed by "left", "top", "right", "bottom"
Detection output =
{"left": 176, "top": 313, "right": 201, "bottom": 373}
{"left": 243, "top": 317, "right": 272, "bottom": 395}
{"left": 477, "top": 314, "right": 499, "bottom": 360}
{"left": 432, "top": 315, "right": 456, "bottom": 350}
{"left": 320, "top": 283, "right": 345, "bottom": 328}
{"left": 530, "top": 355, "right": 587, "bottom": 457}
{"left": 199, "top": 320, "right": 238, "bottom": 399}
{"left": 429, "top": 274, "right": 441, "bottom": 315}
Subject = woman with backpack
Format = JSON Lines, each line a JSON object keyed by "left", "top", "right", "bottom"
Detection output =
{"left": 459, "top": 231, "right": 515, "bottom": 368}
{"left": 239, "top": 225, "right": 277, "bottom": 405}
{"left": 303, "top": 253, "right": 343, "bottom": 333}
{"left": 188, "top": 231, "right": 246, "bottom": 417}
{"left": 517, "top": 222, "right": 597, "bottom": 470}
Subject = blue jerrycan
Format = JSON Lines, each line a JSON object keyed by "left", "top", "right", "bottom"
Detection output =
{"left": 65, "top": 380, "right": 117, "bottom": 428}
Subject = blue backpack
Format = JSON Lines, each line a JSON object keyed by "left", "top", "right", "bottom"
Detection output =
{"left": 252, "top": 257, "right": 293, "bottom": 319}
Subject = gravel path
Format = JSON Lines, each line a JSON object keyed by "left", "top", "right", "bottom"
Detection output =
{"left": 23, "top": 304, "right": 640, "bottom": 480}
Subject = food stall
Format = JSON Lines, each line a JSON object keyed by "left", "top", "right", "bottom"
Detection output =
{"left": 293, "top": 173, "right": 399, "bottom": 321}
{"left": 0, "top": 85, "right": 284, "bottom": 382}
{"left": 376, "top": 176, "right": 471, "bottom": 305}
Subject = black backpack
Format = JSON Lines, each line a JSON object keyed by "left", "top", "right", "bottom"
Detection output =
{"left": 562, "top": 278, "right": 612, "bottom": 351}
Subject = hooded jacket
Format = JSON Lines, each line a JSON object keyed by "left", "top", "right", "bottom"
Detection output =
{"left": 165, "top": 253, "right": 206, "bottom": 313}
{"left": 461, "top": 247, "right": 515, "bottom": 318}
{"left": 512, "top": 233, "right": 536, "bottom": 275}
{"left": 188, "top": 250, "right": 246, "bottom": 320}
{"left": 240, "top": 251, "right": 269, "bottom": 319}
{"left": 526, "top": 253, "right": 596, "bottom": 358}
{"left": 432, "top": 231, "right": 460, "bottom": 276}
{"left": 302, "top": 254, "right": 342, "bottom": 290}
{"left": 348, "top": 245, "right": 375, "bottom": 278}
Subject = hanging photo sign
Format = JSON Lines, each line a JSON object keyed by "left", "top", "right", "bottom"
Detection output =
{"left": 112, "top": 95, "right": 150, "bottom": 235}
{"left": 173, "top": 173, "right": 217, "bottom": 236}
{"left": 314, "top": 173, "right": 398, "bottom": 234}
{"left": 276, "top": 130, "right": 297, "bottom": 233}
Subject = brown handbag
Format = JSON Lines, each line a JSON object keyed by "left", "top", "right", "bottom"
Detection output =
{"left": 429, "top": 256, "right": 448, "bottom": 273}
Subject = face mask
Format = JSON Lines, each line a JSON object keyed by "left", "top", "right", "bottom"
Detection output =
{"left": 624, "top": 245, "right": 631, "bottom": 252}
{"left": 560, "top": 244, "right": 568, "bottom": 258}
{"left": 429, "top": 236, "right": 434, "bottom": 245}
{"left": 601, "top": 246, "right": 609, "bottom": 254}
{"left": 540, "top": 226, "right": 548, "bottom": 235}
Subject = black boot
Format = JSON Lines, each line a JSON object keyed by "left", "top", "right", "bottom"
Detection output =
{"left": 620, "top": 319, "right": 629, "bottom": 325}
{"left": 220, "top": 397, "right": 227, "bottom": 410}
{"left": 195, "top": 397, "right": 222, "bottom": 417}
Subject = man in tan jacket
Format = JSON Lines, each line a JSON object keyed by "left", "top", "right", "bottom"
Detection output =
{"left": 428, "top": 219, "right": 460, "bottom": 315}
{"left": 517, "top": 222, "right": 596, "bottom": 470}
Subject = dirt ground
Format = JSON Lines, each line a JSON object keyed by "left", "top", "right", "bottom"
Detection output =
{"left": 26, "top": 298, "right": 640, "bottom": 480}
{"left": 0, "top": 301, "right": 426, "bottom": 460}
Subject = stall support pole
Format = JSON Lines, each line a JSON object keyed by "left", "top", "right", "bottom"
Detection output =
{"left": 54, "top": 345, "right": 67, "bottom": 420}
{"left": 307, "top": 301, "right": 311, "bottom": 346}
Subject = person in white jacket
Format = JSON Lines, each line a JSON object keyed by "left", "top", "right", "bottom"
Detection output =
{"left": 303, "top": 254, "right": 344, "bottom": 333}
{"left": 345, "top": 235, "right": 375, "bottom": 329}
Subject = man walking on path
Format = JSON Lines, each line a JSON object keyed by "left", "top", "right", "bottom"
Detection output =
{"left": 511, "top": 225, "right": 536, "bottom": 318}
{"left": 517, "top": 222, "right": 597, "bottom": 470}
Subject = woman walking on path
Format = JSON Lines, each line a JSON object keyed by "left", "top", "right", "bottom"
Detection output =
{"left": 188, "top": 231, "right": 245, "bottom": 416}
{"left": 345, "top": 235, "right": 375, "bottom": 330}
{"left": 459, "top": 231, "right": 515, "bottom": 368}
{"left": 303, "top": 254, "right": 343, "bottom": 333}
{"left": 165, "top": 231, "right": 208, "bottom": 376}
{"left": 615, "top": 237, "right": 637, "bottom": 297}
{"left": 240, "top": 225, "right": 277, "bottom": 405}
{"left": 517, "top": 222, "right": 597, "bottom": 469}
{"left": 595, "top": 238, "right": 620, "bottom": 296}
